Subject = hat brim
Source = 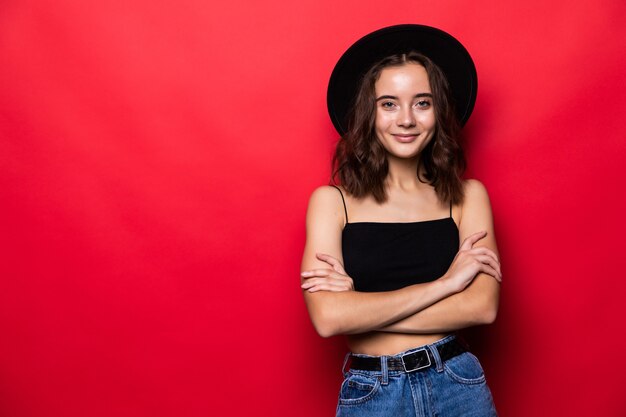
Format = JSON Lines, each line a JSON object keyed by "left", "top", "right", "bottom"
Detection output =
{"left": 327, "top": 24, "right": 478, "bottom": 135}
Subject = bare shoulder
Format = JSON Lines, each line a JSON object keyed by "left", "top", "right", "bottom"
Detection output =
{"left": 306, "top": 185, "right": 346, "bottom": 227}
{"left": 308, "top": 184, "right": 343, "bottom": 206}
{"left": 462, "top": 179, "right": 491, "bottom": 203}
{"left": 302, "top": 185, "right": 345, "bottom": 273}
{"left": 459, "top": 179, "right": 496, "bottom": 244}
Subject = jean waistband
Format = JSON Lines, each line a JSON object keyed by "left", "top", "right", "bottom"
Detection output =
{"left": 343, "top": 335, "right": 469, "bottom": 375}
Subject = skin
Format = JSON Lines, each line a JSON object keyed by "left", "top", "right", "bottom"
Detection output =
{"left": 300, "top": 63, "right": 502, "bottom": 356}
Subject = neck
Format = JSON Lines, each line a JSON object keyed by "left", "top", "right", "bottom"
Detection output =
{"left": 385, "top": 154, "right": 425, "bottom": 191}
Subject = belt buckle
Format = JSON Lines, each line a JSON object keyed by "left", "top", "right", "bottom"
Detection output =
{"left": 400, "top": 348, "right": 431, "bottom": 373}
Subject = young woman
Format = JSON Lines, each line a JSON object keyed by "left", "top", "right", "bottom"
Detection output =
{"left": 300, "top": 25, "right": 501, "bottom": 416}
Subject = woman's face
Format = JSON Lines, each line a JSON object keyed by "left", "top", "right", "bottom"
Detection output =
{"left": 373, "top": 62, "right": 436, "bottom": 160}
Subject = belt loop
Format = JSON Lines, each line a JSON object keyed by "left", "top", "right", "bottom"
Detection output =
{"left": 428, "top": 344, "right": 444, "bottom": 372}
{"left": 341, "top": 352, "right": 351, "bottom": 377}
{"left": 380, "top": 356, "right": 389, "bottom": 385}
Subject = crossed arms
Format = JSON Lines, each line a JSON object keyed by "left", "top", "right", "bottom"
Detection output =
{"left": 300, "top": 179, "right": 501, "bottom": 338}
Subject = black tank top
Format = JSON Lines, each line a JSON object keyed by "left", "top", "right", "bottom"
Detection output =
{"left": 332, "top": 185, "right": 459, "bottom": 292}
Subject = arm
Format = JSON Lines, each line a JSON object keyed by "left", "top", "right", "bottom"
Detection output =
{"left": 300, "top": 185, "right": 498, "bottom": 338}
{"left": 301, "top": 186, "right": 461, "bottom": 337}
{"left": 375, "top": 179, "right": 501, "bottom": 333}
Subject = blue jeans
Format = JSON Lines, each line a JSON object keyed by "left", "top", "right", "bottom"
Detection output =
{"left": 336, "top": 335, "right": 497, "bottom": 417}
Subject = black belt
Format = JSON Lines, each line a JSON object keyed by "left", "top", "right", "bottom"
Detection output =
{"left": 348, "top": 337, "right": 468, "bottom": 373}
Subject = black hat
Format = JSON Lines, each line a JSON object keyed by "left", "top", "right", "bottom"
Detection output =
{"left": 327, "top": 24, "right": 478, "bottom": 135}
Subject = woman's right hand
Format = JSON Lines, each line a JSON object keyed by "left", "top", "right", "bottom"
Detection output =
{"left": 300, "top": 253, "right": 355, "bottom": 293}
{"left": 441, "top": 231, "right": 502, "bottom": 293}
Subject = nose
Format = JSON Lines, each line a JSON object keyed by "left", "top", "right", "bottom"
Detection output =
{"left": 397, "top": 105, "right": 416, "bottom": 128}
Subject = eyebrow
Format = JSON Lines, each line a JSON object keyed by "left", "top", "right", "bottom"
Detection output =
{"left": 375, "top": 93, "right": 433, "bottom": 101}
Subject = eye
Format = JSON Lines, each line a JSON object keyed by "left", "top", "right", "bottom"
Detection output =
{"left": 380, "top": 101, "right": 396, "bottom": 109}
{"left": 415, "top": 100, "right": 431, "bottom": 109}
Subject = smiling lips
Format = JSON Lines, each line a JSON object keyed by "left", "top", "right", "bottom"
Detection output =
{"left": 392, "top": 133, "right": 420, "bottom": 143}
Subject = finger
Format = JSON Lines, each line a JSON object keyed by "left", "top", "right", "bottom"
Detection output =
{"left": 301, "top": 268, "right": 333, "bottom": 278}
{"left": 317, "top": 254, "right": 347, "bottom": 275}
{"left": 306, "top": 282, "right": 353, "bottom": 292}
{"left": 470, "top": 246, "right": 499, "bottom": 259}
{"left": 474, "top": 252, "right": 501, "bottom": 275}
{"left": 316, "top": 253, "right": 347, "bottom": 274}
{"left": 474, "top": 253, "right": 501, "bottom": 275}
{"left": 460, "top": 231, "right": 487, "bottom": 250}
{"left": 301, "top": 273, "right": 352, "bottom": 285}
{"left": 479, "top": 264, "right": 502, "bottom": 282}
{"left": 317, "top": 282, "right": 353, "bottom": 291}
{"left": 301, "top": 276, "right": 347, "bottom": 288}
{"left": 475, "top": 255, "right": 502, "bottom": 278}
{"left": 301, "top": 278, "right": 328, "bottom": 288}
{"left": 307, "top": 271, "right": 347, "bottom": 281}
{"left": 469, "top": 247, "right": 500, "bottom": 264}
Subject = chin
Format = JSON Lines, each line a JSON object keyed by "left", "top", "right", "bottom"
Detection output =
{"left": 388, "top": 142, "right": 427, "bottom": 156}
{"left": 387, "top": 149, "right": 423, "bottom": 160}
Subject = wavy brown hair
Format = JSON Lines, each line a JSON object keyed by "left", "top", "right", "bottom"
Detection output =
{"left": 331, "top": 51, "right": 466, "bottom": 205}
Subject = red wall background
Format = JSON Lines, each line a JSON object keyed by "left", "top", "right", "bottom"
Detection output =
{"left": 2, "top": 0, "right": 626, "bottom": 416}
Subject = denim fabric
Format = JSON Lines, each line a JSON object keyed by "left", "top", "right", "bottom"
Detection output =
{"left": 336, "top": 335, "right": 497, "bottom": 417}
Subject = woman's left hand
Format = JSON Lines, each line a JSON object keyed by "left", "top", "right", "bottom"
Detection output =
{"left": 300, "top": 253, "right": 354, "bottom": 293}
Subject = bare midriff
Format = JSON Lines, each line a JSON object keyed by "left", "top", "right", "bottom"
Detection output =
{"left": 347, "top": 332, "right": 450, "bottom": 356}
